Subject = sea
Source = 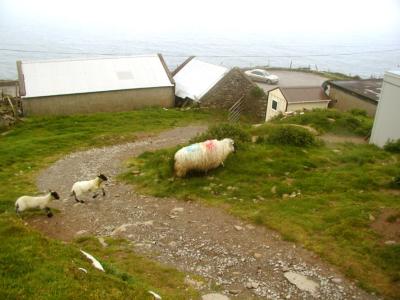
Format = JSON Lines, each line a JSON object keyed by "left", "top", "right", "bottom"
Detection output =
{"left": 1, "top": 20, "right": 399, "bottom": 80}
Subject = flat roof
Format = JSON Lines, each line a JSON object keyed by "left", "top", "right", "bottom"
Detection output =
{"left": 279, "top": 86, "right": 330, "bottom": 103}
{"left": 19, "top": 54, "right": 174, "bottom": 98}
{"left": 173, "top": 58, "right": 229, "bottom": 101}
{"left": 328, "top": 79, "right": 382, "bottom": 102}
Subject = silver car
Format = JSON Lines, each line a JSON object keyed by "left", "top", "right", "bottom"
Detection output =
{"left": 244, "top": 69, "right": 279, "bottom": 84}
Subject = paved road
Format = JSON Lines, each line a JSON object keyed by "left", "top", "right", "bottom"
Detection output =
{"left": 253, "top": 70, "right": 328, "bottom": 92}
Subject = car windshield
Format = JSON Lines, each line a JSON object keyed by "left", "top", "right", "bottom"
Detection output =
{"left": 252, "top": 71, "right": 264, "bottom": 76}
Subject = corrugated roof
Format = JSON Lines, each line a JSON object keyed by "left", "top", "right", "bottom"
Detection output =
{"left": 20, "top": 54, "right": 173, "bottom": 98}
{"left": 328, "top": 79, "right": 382, "bottom": 102}
{"left": 173, "top": 58, "right": 229, "bottom": 101}
{"left": 280, "top": 86, "right": 330, "bottom": 103}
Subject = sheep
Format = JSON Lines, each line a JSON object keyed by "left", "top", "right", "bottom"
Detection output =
{"left": 174, "top": 138, "right": 235, "bottom": 177}
{"left": 71, "top": 174, "right": 108, "bottom": 203}
{"left": 15, "top": 190, "right": 60, "bottom": 217}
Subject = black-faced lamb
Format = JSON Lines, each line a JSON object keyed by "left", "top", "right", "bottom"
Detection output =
{"left": 71, "top": 174, "right": 108, "bottom": 203}
{"left": 174, "top": 138, "right": 235, "bottom": 177}
{"left": 15, "top": 190, "right": 60, "bottom": 217}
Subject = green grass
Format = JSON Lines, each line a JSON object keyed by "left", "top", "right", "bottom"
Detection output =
{"left": 267, "top": 108, "right": 373, "bottom": 136}
{"left": 0, "top": 108, "right": 223, "bottom": 299}
{"left": 122, "top": 120, "right": 400, "bottom": 299}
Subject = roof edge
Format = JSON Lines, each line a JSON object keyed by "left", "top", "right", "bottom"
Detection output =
{"left": 157, "top": 53, "right": 175, "bottom": 85}
{"left": 171, "top": 56, "right": 195, "bottom": 77}
{"left": 327, "top": 81, "right": 379, "bottom": 103}
{"left": 16, "top": 60, "right": 26, "bottom": 96}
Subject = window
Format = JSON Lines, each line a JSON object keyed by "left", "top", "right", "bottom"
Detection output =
{"left": 252, "top": 71, "right": 264, "bottom": 76}
{"left": 272, "top": 100, "right": 278, "bottom": 110}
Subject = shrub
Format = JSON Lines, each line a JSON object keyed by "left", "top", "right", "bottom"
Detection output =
{"left": 384, "top": 139, "right": 400, "bottom": 153}
{"left": 190, "top": 123, "right": 251, "bottom": 146}
{"left": 264, "top": 125, "right": 316, "bottom": 147}
{"left": 249, "top": 86, "right": 265, "bottom": 98}
{"left": 389, "top": 176, "right": 400, "bottom": 189}
{"left": 271, "top": 109, "right": 373, "bottom": 136}
{"left": 350, "top": 108, "right": 368, "bottom": 117}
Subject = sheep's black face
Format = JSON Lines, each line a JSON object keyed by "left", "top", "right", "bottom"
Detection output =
{"left": 51, "top": 191, "right": 60, "bottom": 200}
{"left": 98, "top": 174, "right": 108, "bottom": 181}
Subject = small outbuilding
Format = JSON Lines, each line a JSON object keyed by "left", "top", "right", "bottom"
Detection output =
{"left": 370, "top": 71, "right": 400, "bottom": 147}
{"left": 18, "top": 54, "right": 175, "bottom": 116}
{"left": 266, "top": 86, "right": 330, "bottom": 121}
{"left": 324, "top": 79, "right": 382, "bottom": 116}
{"left": 173, "top": 57, "right": 268, "bottom": 121}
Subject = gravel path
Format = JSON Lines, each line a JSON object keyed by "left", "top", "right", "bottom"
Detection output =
{"left": 28, "top": 126, "right": 378, "bottom": 300}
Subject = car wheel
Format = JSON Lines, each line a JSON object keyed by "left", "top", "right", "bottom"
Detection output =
{"left": 267, "top": 79, "right": 271, "bottom": 84}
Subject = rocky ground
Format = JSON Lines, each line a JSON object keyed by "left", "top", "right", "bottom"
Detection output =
{"left": 28, "top": 125, "right": 378, "bottom": 300}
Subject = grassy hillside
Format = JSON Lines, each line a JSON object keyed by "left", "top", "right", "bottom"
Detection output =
{"left": 122, "top": 111, "right": 400, "bottom": 299}
{"left": 0, "top": 108, "right": 223, "bottom": 299}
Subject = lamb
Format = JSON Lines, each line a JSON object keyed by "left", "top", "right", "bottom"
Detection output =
{"left": 71, "top": 174, "right": 108, "bottom": 203}
{"left": 15, "top": 190, "right": 60, "bottom": 217}
{"left": 174, "top": 138, "right": 235, "bottom": 177}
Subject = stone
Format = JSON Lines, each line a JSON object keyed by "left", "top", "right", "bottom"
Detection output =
{"left": 246, "top": 280, "right": 259, "bottom": 289}
{"left": 98, "top": 237, "right": 108, "bottom": 247}
{"left": 289, "top": 192, "right": 297, "bottom": 198}
{"left": 171, "top": 207, "right": 184, "bottom": 213}
{"left": 246, "top": 224, "right": 255, "bottom": 230}
{"left": 369, "top": 214, "right": 375, "bottom": 221}
{"left": 185, "top": 276, "right": 204, "bottom": 289}
{"left": 282, "top": 194, "right": 289, "bottom": 199}
{"left": 168, "top": 241, "right": 177, "bottom": 247}
{"left": 332, "top": 277, "right": 343, "bottom": 284}
{"left": 271, "top": 185, "right": 277, "bottom": 194}
{"left": 254, "top": 252, "right": 262, "bottom": 259}
{"left": 228, "top": 289, "right": 240, "bottom": 295}
{"left": 112, "top": 223, "right": 132, "bottom": 235}
{"left": 234, "top": 225, "right": 243, "bottom": 231}
{"left": 284, "top": 272, "right": 319, "bottom": 296}
{"left": 75, "top": 230, "right": 88, "bottom": 237}
{"left": 142, "top": 220, "right": 154, "bottom": 226}
{"left": 201, "top": 293, "right": 230, "bottom": 300}
{"left": 385, "top": 240, "right": 396, "bottom": 245}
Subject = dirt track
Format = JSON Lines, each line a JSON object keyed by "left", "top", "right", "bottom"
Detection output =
{"left": 28, "top": 126, "right": 377, "bottom": 300}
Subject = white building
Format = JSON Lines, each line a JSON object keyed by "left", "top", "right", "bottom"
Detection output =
{"left": 172, "top": 57, "right": 229, "bottom": 101}
{"left": 370, "top": 70, "right": 400, "bottom": 147}
{"left": 18, "top": 54, "right": 175, "bottom": 116}
{"left": 266, "top": 86, "right": 330, "bottom": 121}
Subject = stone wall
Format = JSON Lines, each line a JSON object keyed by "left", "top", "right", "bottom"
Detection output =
{"left": 329, "top": 86, "right": 377, "bottom": 116}
{"left": 200, "top": 68, "right": 268, "bottom": 122}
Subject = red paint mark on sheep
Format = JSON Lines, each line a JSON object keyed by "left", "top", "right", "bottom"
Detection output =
{"left": 205, "top": 140, "right": 216, "bottom": 151}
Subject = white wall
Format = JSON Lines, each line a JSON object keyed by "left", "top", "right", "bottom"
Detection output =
{"left": 266, "top": 89, "right": 287, "bottom": 121}
{"left": 370, "top": 71, "right": 400, "bottom": 147}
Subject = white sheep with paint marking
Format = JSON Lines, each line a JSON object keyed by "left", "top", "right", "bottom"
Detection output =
{"left": 174, "top": 138, "right": 235, "bottom": 177}
{"left": 71, "top": 174, "right": 108, "bottom": 203}
{"left": 15, "top": 191, "right": 60, "bottom": 217}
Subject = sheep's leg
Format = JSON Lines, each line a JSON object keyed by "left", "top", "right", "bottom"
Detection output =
{"left": 92, "top": 193, "right": 99, "bottom": 199}
{"left": 102, "top": 188, "right": 106, "bottom": 196}
{"left": 73, "top": 191, "right": 84, "bottom": 203}
{"left": 45, "top": 207, "right": 53, "bottom": 218}
{"left": 15, "top": 204, "right": 21, "bottom": 218}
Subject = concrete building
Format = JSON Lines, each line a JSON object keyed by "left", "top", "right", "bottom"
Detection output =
{"left": 173, "top": 57, "right": 268, "bottom": 121}
{"left": 324, "top": 79, "right": 382, "bottom": 116}
{"left": 18, "top": 54, "right": 175, "bottom": 116}
{"left": 266, "top": 86, "right": 330, "bottom": 121}
{"left": 370, "top": 71, "right": 400, "bottom": 147}
{"left": 0, "top": 80, "right": 19, "bottom": 98}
